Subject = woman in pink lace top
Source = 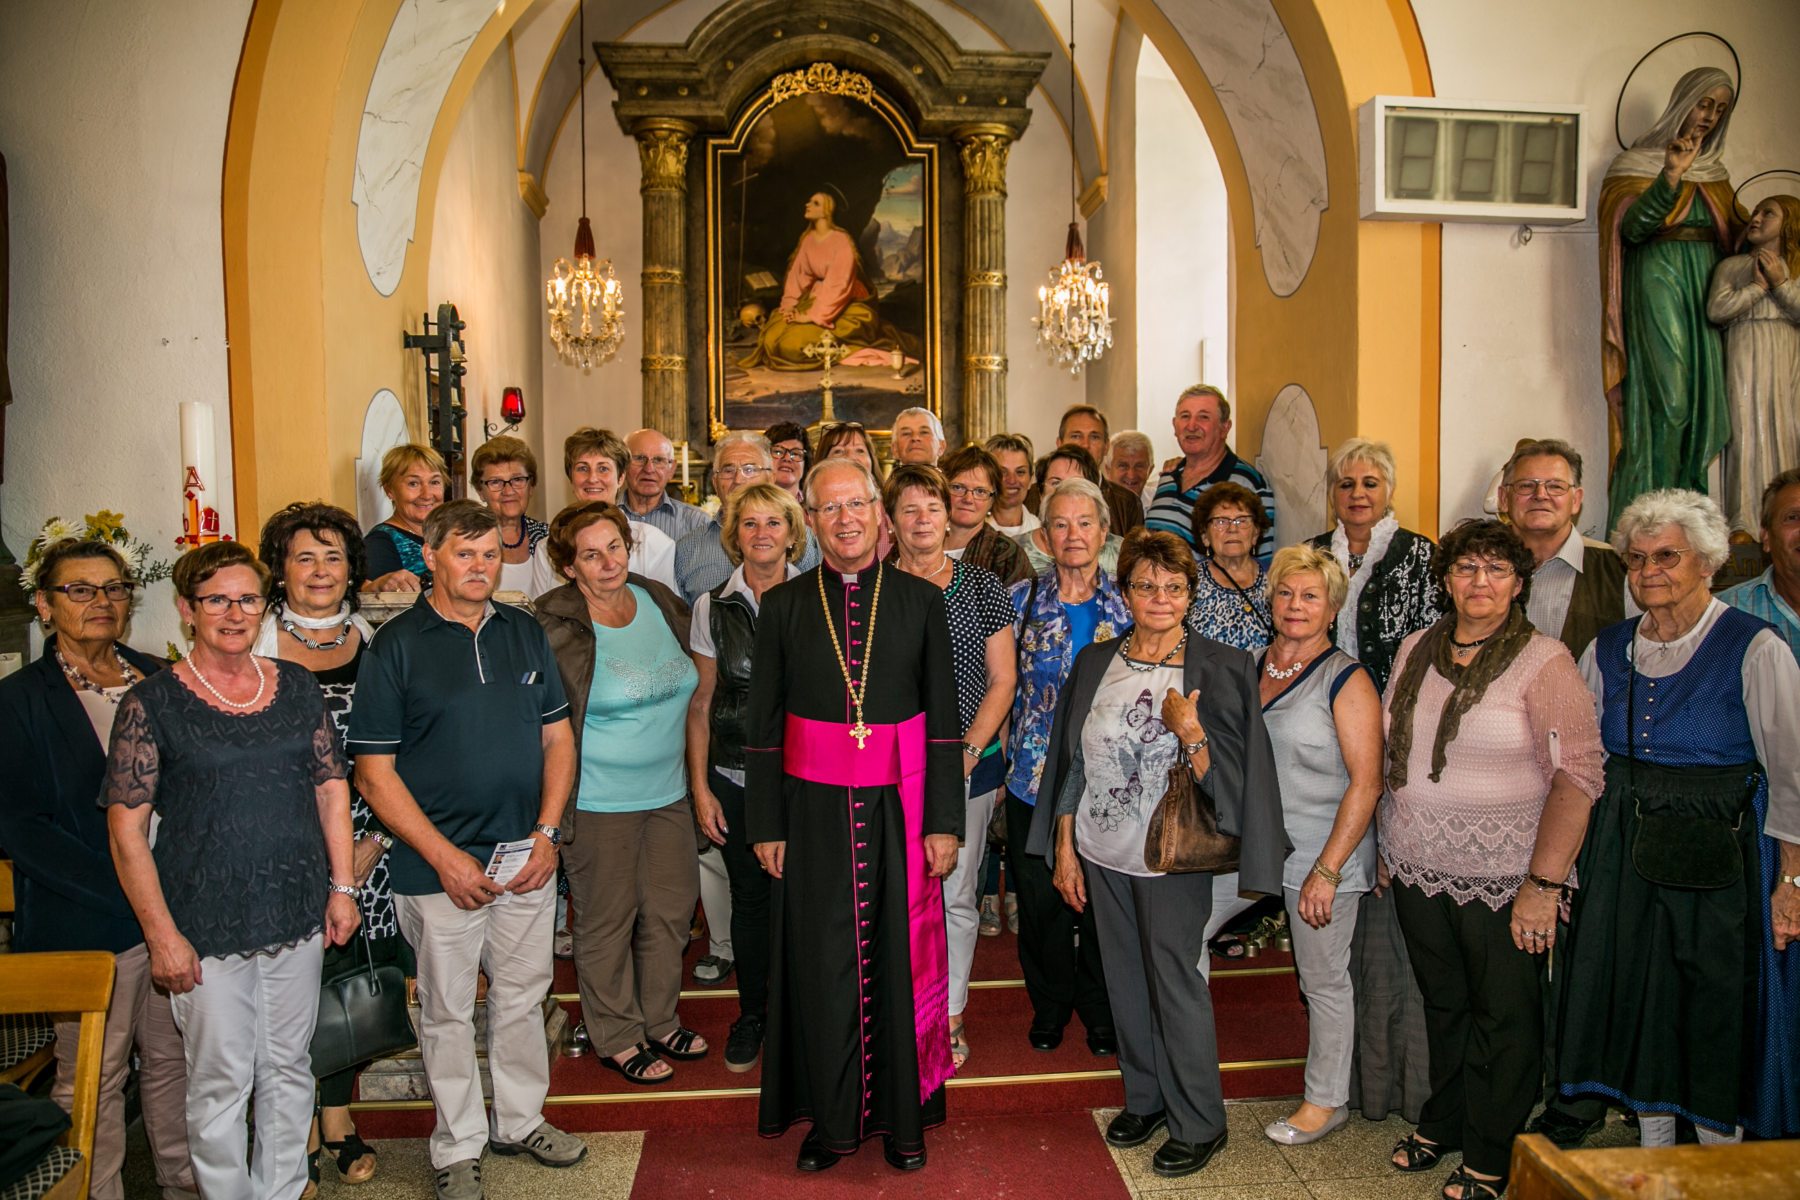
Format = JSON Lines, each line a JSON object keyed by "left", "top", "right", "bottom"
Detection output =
{"left": 1377, "top": 520, "right": 1603, "bottom": 1200}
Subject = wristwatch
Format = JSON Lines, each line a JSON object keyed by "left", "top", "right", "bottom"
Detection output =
{"left": 533, "top": 823, "right": 563, "bottom": 846}
{"left": 1181, "top": 734, "right": 1209, "bottom": 757}
{"left": 1781, "top": 874, "right": 1800, "bottom": 889}
{"left": 962, "top": 742, "right": 985, "bottom": 759}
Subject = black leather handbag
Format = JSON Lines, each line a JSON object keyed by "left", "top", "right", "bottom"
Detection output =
{"left": 309, "top": 934, "right": 415, "bottom": 1078}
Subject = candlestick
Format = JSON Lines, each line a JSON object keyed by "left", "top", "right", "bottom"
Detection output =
{"left": 681, "top": 441, "right": 690, "bottom": 488}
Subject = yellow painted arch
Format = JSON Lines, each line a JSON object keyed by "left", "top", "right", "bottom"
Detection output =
{"left": 222, "top": 0, "right": 1440, "bottom": 537}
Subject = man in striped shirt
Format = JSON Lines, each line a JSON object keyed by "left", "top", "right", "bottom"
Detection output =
{"left": 1143, "top": 385, "right": 1276, "bottom": 564}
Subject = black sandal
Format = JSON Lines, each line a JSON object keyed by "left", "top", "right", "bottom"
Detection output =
{"left": 599, "top": 1042, "right": 673, "bottom": 1085}
{"left": 1209, "top": 933, "right": 1249, "bottom": 960}
{"left": 1391, "top": 1132, "right": 1446, "bottom": 1172}
{"left": 302, "top": 1146, "right": 320, "bottom": 1198}
{"left": 322, "top": 1131, "right": 378, "bottom": 1183}
{"left": 1442, "top": 1165, "right": 1506, "bottom": 1200}
{"left": 655, "top": 1026, "right": 710, "bottom": 1061}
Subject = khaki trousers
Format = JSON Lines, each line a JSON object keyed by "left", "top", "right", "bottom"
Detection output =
{"left": 53, "top": 942, "right": 197, "bottom": 1200}
{"left": 563, "top": 801, "right": 700, "bottom": 1058}
{"left": 395, "top": 884, "right": 555, "bottom": 1169}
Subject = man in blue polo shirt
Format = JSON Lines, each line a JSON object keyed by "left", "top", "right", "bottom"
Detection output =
{"left": 1143, "top": 384, "right": 1277, "bottom": 564}
{"left": 350, "top": 501, "right": 582, "bottom": 1200}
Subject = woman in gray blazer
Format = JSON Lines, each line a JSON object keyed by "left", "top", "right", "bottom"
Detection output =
{"left": 1026, "top": 530, "right": 1288, "bottom": 1181}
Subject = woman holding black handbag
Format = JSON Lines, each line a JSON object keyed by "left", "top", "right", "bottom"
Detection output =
{"left": 1559, "top": 489, "right": 1800, "bottom": 1146}
{"left": 1025, "top": 530, "right": 1286, "bottom": 1180}
{"left": 256, "top": 502, "right": 404, "bottom": 1194}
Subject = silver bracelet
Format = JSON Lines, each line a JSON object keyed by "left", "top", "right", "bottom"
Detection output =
{"left": 329, "top": 883, "right": 360, "bottom": 899}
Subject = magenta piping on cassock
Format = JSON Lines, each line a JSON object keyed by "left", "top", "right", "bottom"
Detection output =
{"left": 782, "top": 712, "right": 955, "bottom": 1101}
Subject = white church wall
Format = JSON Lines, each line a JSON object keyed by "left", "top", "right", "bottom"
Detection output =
{"left": 427, "top": 45, "right": 547, "bottom": 513}
{"left": 536, "top": 70, "right": 645, "bottom": 516}
{"left": 1415, "top": 0, "right": 1800, "bottom": 536}
{"left": 1133, "top": 43, "right": 1231, "bottom": 470}
{"left": 0, "top": 0, "right": 253, "bottom": 651}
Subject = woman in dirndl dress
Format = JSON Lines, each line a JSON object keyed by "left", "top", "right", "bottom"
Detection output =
{"left": 1559, "top": 488, "right": 1800, "bottom": 1143}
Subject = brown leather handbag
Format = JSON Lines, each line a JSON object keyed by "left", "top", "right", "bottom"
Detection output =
{"left": 1143, "top": 761, "right": 1239, "bottom": 874}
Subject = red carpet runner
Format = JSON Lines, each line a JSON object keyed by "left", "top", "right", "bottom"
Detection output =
{"left": 352, "top": 917, "right": 1308, "bottom": 1145}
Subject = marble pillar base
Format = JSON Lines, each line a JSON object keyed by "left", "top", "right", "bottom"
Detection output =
{"left": 358, "top": 996, "right": 571, "bottom": 1102}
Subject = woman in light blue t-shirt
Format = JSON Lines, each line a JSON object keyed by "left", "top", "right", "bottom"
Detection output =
{"left": 536, "top": 502, "right": 702, "bottom": 1086}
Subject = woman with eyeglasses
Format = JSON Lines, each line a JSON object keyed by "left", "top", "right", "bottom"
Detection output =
{"left": 1557, "top": 489, "right": 1800, "bottom": 1146}
{"left": 941, "top": 444, "right": 1031, "bottom": 587}
{"left": 0, "top": 539, "right": 197, "bottom": 1200}
{"left": 1188, "top": 482, "right": 1274, "bottom": 653}
{"left": 364, "top": 443, "right": 449, "bottom": 593}
{"left": 1028, "top": 530, "right": 1286, "bottom": 1179}
{"left": 1377, "top": 520, "right": 1603, "bottom": 1200}
{"left": 763, "top": 421, "right": 812, "bottom": 501}
{"left": 472, "top": 435, "right": 555, "bottom": 596}
{"left": 105, "top": 541, "right": 360, "bottom": 1200}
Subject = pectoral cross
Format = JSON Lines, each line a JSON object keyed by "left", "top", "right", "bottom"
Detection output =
{"left": 849, "top": 718, "right": 871, "bottom": 750}
{"left": 803, "top": 329, "right": 850, "bottom": 425}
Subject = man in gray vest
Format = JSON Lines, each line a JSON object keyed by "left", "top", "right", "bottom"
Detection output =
{"left": 1501, "top": 437, "right": 1632, "bottom": 1151}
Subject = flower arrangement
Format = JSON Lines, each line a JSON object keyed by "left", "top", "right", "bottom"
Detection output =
{"left": 20, "top": 510, "right": 172, "bottom": 598}
{"left": 699, "top": 494, "right": 723, "bottom": 518}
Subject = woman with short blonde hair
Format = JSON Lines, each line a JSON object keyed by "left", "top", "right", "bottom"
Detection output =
{"left": 366, "top": 443, "right": 449, "bottom": 592}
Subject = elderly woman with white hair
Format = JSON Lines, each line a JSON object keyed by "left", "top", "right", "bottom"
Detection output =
{"left": 1004, "top": 475, "right": 1130, "bottom": 1057}
{"left": 1557, "top": 488, "right": 1800, "bottom": 1145}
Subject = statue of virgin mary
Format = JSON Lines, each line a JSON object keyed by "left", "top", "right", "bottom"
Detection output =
{"left": 1599, "top": 66, "right": 1745, "bottom": 527}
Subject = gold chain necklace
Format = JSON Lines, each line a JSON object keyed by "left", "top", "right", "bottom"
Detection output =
{"left": 817, "top": 564, "right": 884, "bottom": 749}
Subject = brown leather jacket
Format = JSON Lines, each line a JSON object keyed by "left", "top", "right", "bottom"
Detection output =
{"left": 533, "top": 575, "right": 692, "bottom": 843}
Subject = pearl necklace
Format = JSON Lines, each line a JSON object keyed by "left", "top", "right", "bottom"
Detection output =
{"left": 55, "top": 646, "right": 140, "bottom": 705}
{"left": 187, "top": 654, "right": 267, "bottom": 710}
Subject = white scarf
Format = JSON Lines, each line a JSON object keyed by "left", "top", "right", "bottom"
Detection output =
{"left": 254, "top": 606, "right": 377, "bottom": 657}
{"left": 1606, "top": 66, "right": 1735, "bottom": 185}
{"left": 1330, "top": 512, "right": 1399, "bottom": 660}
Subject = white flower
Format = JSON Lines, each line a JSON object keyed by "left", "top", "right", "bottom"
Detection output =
{"left": 20, "top": 559, "right": 39, "bottom": 592}
{"left": 700, "top": 495, "right": 723, "bottom": 517}
{"left": 40, "top": 517, "right": 82, "bottom": 543}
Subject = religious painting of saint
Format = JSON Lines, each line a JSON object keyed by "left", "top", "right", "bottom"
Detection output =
{"left": 707, "top": 73, "right": 940, "bottom": 435}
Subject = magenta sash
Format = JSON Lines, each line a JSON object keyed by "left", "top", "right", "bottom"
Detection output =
{"left": 783, "top": 712, "right": 954, "bottom": 1101}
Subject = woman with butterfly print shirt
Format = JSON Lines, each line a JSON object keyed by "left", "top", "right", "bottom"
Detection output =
{"left": 1025, "top": 530, "right": 1287, "bottom": 1180}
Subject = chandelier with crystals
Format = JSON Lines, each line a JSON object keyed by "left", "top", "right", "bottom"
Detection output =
{"left": 1033, "top": 0, "right": 1113, "bottom": 374}
{"left": 545, "top": 1, "right": 624, "bottom": 370}
{"left": 1036, "top": 223, "right": 1112, "bottom": 373}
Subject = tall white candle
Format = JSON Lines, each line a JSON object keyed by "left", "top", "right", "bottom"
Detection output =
{"left": 681, "top": 441, "right": 690, "bottom": 487}
{"left": 179, "top": 401, "right": 217, "bottom": 495}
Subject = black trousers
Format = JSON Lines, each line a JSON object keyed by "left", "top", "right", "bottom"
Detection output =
{"left": 1003, "top": 791, "right": 1111, "bottom": 1032}
{"left": 1393, "top": 881, "right": 1542, "bottom": 1180}
{"left": 711, "top": 769, "right": 771, "bottom": 1020}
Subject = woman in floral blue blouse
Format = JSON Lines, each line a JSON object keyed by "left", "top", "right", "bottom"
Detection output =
{"left": 1004, "top": 478, "right": 1132, "bottom": 1056}
{"left": 1187, "top": 481, "right": 1274, "bottom": 653}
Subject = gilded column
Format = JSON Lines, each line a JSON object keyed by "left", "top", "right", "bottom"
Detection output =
{"left": 635, "top": 119, "right": 694, "bottom": 438}
{"left": 956, "top": 126, "right": 1012, "bottom": 444}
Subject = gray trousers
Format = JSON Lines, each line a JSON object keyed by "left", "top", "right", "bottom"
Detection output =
{"left": 1285, "top": 885, "right": 1363, "bottom": 1109}
{"left": 1088, "top": 863, "right": 1225, "bottom": 1144}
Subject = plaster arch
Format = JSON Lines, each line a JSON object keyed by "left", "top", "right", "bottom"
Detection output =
{"left": 220, "top": 0, "right": 1439, "bottom": 536}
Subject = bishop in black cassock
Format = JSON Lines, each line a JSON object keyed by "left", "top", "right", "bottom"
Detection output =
{"left": 745, "top": 460, "right": 963, "bottom": 1172}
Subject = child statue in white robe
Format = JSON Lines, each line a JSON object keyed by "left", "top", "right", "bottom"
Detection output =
{"left": 1709, "top": 195, "right": 1800, "bottom": 535}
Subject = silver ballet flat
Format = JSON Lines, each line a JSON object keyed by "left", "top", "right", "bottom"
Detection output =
{"left": 1264, "top": 1106, "right": 1349, "bottom": 1145}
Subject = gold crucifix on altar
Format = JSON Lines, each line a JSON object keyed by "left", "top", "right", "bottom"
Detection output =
{"left": 802, "top": 328, "right": 851, "bottom": 428}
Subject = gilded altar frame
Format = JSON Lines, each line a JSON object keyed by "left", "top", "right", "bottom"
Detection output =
{"left": 704, "top": 64, "right": 942, "bottom": 440}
